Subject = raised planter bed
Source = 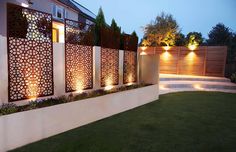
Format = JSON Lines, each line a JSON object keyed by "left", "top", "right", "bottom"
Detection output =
{"left": 0, "top": 84, "right": 159, "bottom": 152}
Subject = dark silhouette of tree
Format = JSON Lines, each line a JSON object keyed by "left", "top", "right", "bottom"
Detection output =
{"left": 175, "top": 33, "right": 185, "bottom": 46}
{"left": 111, "top": 19, "right": 121, "bottom": 34}
{"left": 95, "top": 7, "right": 106, "bottom": 45}
{"left": 207, "top": 23, "right": 233, "bottom": 46}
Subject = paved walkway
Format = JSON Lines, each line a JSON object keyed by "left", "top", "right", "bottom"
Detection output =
{"left": 159, "top": 74, "right": 236, "bottom": 95}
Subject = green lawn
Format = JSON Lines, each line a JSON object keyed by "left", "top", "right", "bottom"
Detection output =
{"left": 11, "top": 92, "right": 236, "bottom": 152}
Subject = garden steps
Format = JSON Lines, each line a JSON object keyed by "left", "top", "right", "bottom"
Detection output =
{"left": 159, "top": 74, "right": 236, "bottom": 94}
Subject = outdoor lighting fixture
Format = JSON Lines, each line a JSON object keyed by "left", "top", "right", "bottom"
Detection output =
{"left": 140, "top": 46, "right": 147, "bottom": 55}
{"left": 140, "top": 46, "right": 147, "bottom": 51}
{"left": 75, "top": 80, "right": 84, "bottom": 93}
{"left": 159, "top": 84, "right": 169, "bottom": 90}
{"left": 21, "top": 3, "right": 29, "bottom": 7}
{"left": 188, "top": 44, "right": 198, "bottom": 51}
{"left": 140, "top": 51, "right": 147, "bottom": 55}
{"left": 104, "top": 77, "right": 114, "bottom": 90}
{"left": 163, "top": 46, "right": 171, "bottom": 51}
{"left": 193, "top": 84, "right": 204, "bottom": 90}
{"left": 104, "top": 85, "right": 114, "bottom": 91}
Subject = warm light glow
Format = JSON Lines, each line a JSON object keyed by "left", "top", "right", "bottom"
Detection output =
{"left": 193, "top": 84, "right": 204, "bottom": 90}
{"left": 52, "top": 22, "right": 65, "bottom": 43}
{"left": 161, "top": 51, "right": 171, "bottom": 61}
{"left": 186, "top": 51, "right": 196, "bottom": 60}
{"left": 140, "top": 51, "right": 147, "bottom": 55}
{"left": 163, "top": 46, "right": 171, "bottom": 51}
{"left": 21, "top": 3, "right": 29, "bottom": 7}
{"left": 104, "top": 85, "right": 114, "bottom": 91}
{"left": 140, "top": 46, "right": 147, "bottom": 51}
{"left": 26, "top": 79, "right": 38, "bottom": 100}
{"left": 75, "top": 81, "right": 84, "bottom": 93}
{"left": 104, "top": 77, "right": 114, "bottom": 90}
{"left": 160, "top": 84, "right": 169, "bottom": 90}
{"left": 188, "top": 44, "right": 197, "bottom": 51}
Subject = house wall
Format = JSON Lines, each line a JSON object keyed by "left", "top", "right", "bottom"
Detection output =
{"left": 0, "top": 0, "right": 78, "bottom": 37}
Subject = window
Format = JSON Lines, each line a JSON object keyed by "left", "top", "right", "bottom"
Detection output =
{"left": 52, "top": 4, "right": 66, "bottom": 20}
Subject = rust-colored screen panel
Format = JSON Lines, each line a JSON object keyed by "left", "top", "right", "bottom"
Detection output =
{"left": 123, "top": 51, "right": 137, "bottom": 84}
{"left": 7, "top": 4, "right": 53, "bottom": 101}
{"left": 65, "top": 19, "right": 93, "bottom": 92}
{"left": 101, "top": 48, "right": 119, "bottom": 87}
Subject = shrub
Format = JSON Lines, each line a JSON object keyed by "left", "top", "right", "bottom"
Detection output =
{"left": 230, "top": 73, "right": 236, "bottom": 83}
{"left": 0, "top": 103, "right": 18, "bottom": 115}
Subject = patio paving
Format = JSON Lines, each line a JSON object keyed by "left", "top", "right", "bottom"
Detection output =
{"left": 160, "top": 74, "right": 236, "bottom": 94}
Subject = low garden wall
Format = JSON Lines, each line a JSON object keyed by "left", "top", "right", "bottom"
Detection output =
{"left": 0, "top": 84, "right": 159, "bottom": 152}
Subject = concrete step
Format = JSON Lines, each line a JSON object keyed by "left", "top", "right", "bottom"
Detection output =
{"left": 160, "top": 74, "right": 230, "bottom": 82}
{"left": 160, "top": 81, "right": 236, "bottom": 90}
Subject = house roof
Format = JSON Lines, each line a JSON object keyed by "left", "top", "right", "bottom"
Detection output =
{"left": 57, "top": 0, "right": 96, "bottom": 21}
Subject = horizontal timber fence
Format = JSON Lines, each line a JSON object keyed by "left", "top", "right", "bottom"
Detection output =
{"left": 139, "top": 46, "right": 227, "bottom": 77}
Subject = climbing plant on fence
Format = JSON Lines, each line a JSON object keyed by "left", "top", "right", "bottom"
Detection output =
{"left": 65, "top": 19, "right": 94, "bottom": 92}
{"left": 123, "top": 34, "right": 138, "bottom": 84}
{"left": 100, "top": 27, "right": 120, "bottom": 87}
{"left": 7, "top": 4, "right": 53, "bottom": 101}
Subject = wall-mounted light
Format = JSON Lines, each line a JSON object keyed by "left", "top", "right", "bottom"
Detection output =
{"left": 163, "top": 46, "right": 171, "bottom": 52}
{"left": 188, "top": 44, "right": 197, "bottom": 51}
{"left": 140, "top": 46, "right": 147, "bottom": 55}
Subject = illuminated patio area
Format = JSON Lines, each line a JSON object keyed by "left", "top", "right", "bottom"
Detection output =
{"left": 160, "top": 74, "right": 236, "bottom": 94}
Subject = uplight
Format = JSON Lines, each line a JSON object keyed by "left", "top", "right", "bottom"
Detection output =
{"left": 104, "top": 85, "right": 114, "bottom": 91}
{"left": 21, "top": 3, "right": 29, "bottom": 7}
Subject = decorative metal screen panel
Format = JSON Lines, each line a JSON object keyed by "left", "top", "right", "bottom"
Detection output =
{"left": 101, "top": 48, "right": 119, "bottom": 87}
{"left": 65, "top": 19, "right": 93, "bottom": 92}
{"left": 123, "top": 51, "right": 137, "bottom": 84}
{"left": 7, "top": 4, "right": 53, "bottom": 101}
{"left": 123, "top": 34, "right": 138, "bottom": 84}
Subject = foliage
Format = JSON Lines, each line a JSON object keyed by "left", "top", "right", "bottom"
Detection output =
{"left": 0, "top": 84, "right": 151, "bottom": 116}
{"left": 230, "top": 72, "right": 236, "bottom": 83}
{"left": 111, "top": 19, "right": 121, "bottom": 34}
{"left": 175, "top": 33, "right": 185, "bottom": 46}
{"left": 207, "top": 23, "right": 233, "bottom": 46}
{"left": 0, "top": 103, "right": 18, "bottom": 115}
{"left": 185, "top": 32, "right": 203, "bottom": 46}
{"left": 206, "top": 23, "right": 236, "bottom": 68}
{"left": 95, "top": 7, "right": 106, "bottom": 46}
{"left": 8, "top": 5, "right": 28, "bottom": 38}
{"left": 37, "top": 17, "right": 52, "bottom": 39}
{"left": 13, "top": 92, "right": 236, "bottom": 152}
{"left": 141, "top": 12, "right": 179, "bottom": 46}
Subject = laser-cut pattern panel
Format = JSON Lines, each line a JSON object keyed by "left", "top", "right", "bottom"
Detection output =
{"left": 65, "top": 19, "right": 94, "bottom": 92}
{"left": 123, "top": 51, "right": 137, "bottom": 84}
{"left": 7, "top": 4, "right": 53, "bottom": 101}
{"left": 101, "top": 48, "right": 119, "bottom": 87}
{"left": 65, "top": 44, "right": 93, "bottom": 92}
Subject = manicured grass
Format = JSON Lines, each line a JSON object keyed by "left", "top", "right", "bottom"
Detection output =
{"left": 11, "top": 92, "right": 236, "bottom": 152}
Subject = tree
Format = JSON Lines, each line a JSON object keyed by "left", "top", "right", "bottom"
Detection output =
{"left": 111, "top": 19, "right": 121, "bottom": 34}
{"left": 131, "top": 31, "right": 138, "bottom": 38}
{"left": 207, "top": 23, "right": 233, "bottom": 45}
{"left": 141, "top": 12, "right": 179, "bottom": 46}
{"left": 95, "top": 7, "right": 106, "bottom": 45}
{"left": 185, "top": 32, "right": 203, "bottom": 46}
{"left": 175, "top": 33, "right": 185, "bottom": 46}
